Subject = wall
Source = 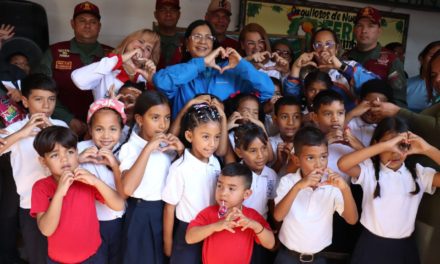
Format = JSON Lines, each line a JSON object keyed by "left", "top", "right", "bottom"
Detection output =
{"left": 35, "top": 0, "right": 440, "bottom": 77}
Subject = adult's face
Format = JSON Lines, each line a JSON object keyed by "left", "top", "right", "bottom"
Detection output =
{"left": 313, "top": 30, "right": 338, "bottom": 65}
{"left": 431, "top": 56, "right": 440, "bottom": 94}
{"left": 205, "top": 10, "right": 230, "bottom": 37}
{"left": 154, "top": 5, "right": 180, "bottom": 29}
{"left": 71, "top": 13, "right": 101, "bottom": 44}
{"left": 353, "top": 18, "right": 381, "bottom": 51}
{"left": 241, "top": 32, "right": 266, "bottom": 56}
{"left": 273, "top": 43, "right": 292, "bottom": 63}
{"left": 186, "top": 25, "right": 214, "bottom": 58}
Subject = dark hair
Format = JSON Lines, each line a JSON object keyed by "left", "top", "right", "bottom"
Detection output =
{"left": 312, "top": 89, "right": 344, "bottom": 113}
{"left": 182, "top": 20, "right": 219, "bottom": 63}
{"left": 427, "top": 49, "right": 440, "bottom": 103}
{"left": 274, "top": 96, "right": 301, "bottom": 116}
{"left": 234, "top": 122, "right": 268, "bottom": 151}
{"left": 304, "top": 70, "right": 333, "bottom": 92}
{"left": 224, "top": 93, "right": 264, "bottom": 122}
{"left": 310, "top": 28, "right": 340, "bottom": 51}
{"left": 293, "top": 125, "right": 327, "bottom": 155}
{"left": 34, "top": 126, "right": 78, "bottom": 157}
{"left": 180, "top": 103, "right": 222, "bottom": 148}
{"left": 115, "top": 90, "right": 170, "bottom": 153}
{"left": 119, "top": 80, "right": 145, "bottom": 93}
{"left": 418, "top": 41, "right": 440, "bottom": 75}
{"left": 270, "top": 77, "right": 282, "bottom": 92}
{"left": 370, "top": 117, "right": 419, "bottom": 198}
{"left": 239, "top": 23, "right": 271, "bottom": 55}
{"left": 384, "top": 42, "right": 403, "bottom": 52}
{"left": 272, "top": 38, "right": 295, "bottom": 62}
{"left": 21, "top": 73, "right": 57, "bottom": 98}
{"left": 7, "top": 52, "right": 29, "bottom": 63}
{"left": 220, "top": 162, "right": 253, "bottom": 189}
{"left": 359, "top": 79, "right": 393, "bottom": 102}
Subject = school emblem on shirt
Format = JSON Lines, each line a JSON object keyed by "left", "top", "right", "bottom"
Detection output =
{"left": 377, "top": 53, "right": 390, "bottom": 66}
{"left": 55, "top": 60, "right": 73, "bottom": 70}
{"left": 58, "top": 49, "right": 70, "bottom": 58}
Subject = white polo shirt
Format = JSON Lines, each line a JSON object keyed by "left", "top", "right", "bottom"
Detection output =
{"left": 275, "top": 170, "right": 344, "bottom": 254}
{"left": 162, "top": 149, "right": 220, "bottom": 223}
{"left": 243, "top": 165, "right": 277, "bottom": 218}
{"left": 354, "top": 159, "right": 436, "bottom": 238}
{"left": 347, "top": 117, "right": 377, "bottom": 148}
{"left": 1, "top": 117, "right": 67, "bottom": 209}
{"left": 119, "top": 128, "right": 175, "bottom": 201}
{"left": 328, "top": 143, "right": 354, "bottom": 183}
{"left": 78, "top": 140, "right": 125, "bottom": 221}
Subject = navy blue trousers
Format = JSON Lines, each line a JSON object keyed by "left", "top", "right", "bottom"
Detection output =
{"left": 19, "top": 208, "right": 47, "bottom": 264}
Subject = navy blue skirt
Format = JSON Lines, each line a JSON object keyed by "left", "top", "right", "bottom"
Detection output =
{"left": 169, "top": 219, "right": 202, "bottom": 264}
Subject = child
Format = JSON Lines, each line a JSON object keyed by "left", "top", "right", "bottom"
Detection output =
{"left": 185, "top": 163, "right": 275, "bottom": 264}
{"left": 0, "top": 73, "right": 67, "bottom": 264}
{"left": 312, "top": 90, "right": 364, "bottom": 182}
{"left": 162, "top": 103, "right": 223, "bottom": 264}
{"left": 345, "top": 79, "right": 394, "bottom": 147}
{"left": 30, "top": 126, "right": 125, "bottom": 263}
{"left": 269, "top": 96, "right": 302, "bottom": 175}
{"left": 263, "top": 77, "right": 283, "bottom": 137}
{"left": 338, "top": 117, "right": 440, "bottom": 264}
{"left": 234, "top": 122, "right": 277, "bottom": 264}
{"left": 301, "top": 70, "right": 332, "bottom": 122}
{"left": 78, "top": 98, "right": 127, "bottom": 263}
{"left": 273, "top": 126, "right": 358, "bottom": 263}
{"left": 118, "top": 91, "right": 183, "bottom": 263}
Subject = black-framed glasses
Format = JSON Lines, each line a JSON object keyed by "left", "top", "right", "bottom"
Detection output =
{"left": 190, "top": 34, "right": 216, "bottom": 43}
{"left": 312, "top": 41, "right": 336, "bottom": 51}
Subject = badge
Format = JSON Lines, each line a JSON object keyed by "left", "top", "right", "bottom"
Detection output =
{"left": 55, "top": 60, "right": 72, "bottom": 70}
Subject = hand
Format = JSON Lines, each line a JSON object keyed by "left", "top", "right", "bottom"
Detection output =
{"left": 135, "top": 59, "right": 157, "bottom": 83}
{"left": 319, "top": 168, "right": 348, "bottom": 190}
{"left": 69, "top": 118, "right": 87, "bottom": 137}
{"left": 160, "top": 133, "right": 185, "bottom": 155}
{"left": 246, "top": 51, "right": 271, "bottom": 69}
{"left": 297, "top": 168, "right": 324, "bottom": 189}
{"left": 384, "top": 133, "right": 410, "bottom": 155}
{"left": 293, "top": 52, "right": 317, "bottom": 69}
{"left": 326, "top": 128, "right": 345, "bottom": 145}
{"left": 227, "top": 111, "right": 243, "bottom": 130}
{"left": 276, "top": 142, "right": 293, "bottom": 166}
{"left": 215, "top": 208, "right": 240, "bottom": 233}
{"left": 219, "top": 47, "right": 241, "bottom": 73}
{"left": 97, "top": 148, "right": 119, "bottom": 168}
{"left": 78, "top": 146, "right": 100, "bottom": 163}
{"left": 204, "top": 47, "right": 227, "bottom": 72}
{"left": 6, "top": 87, "right": 22, "bottom": 102}
{"left": 347, "top": 100, "right": 371, "bottom": 120}
{"left": 186, "top": 95, "right": 212, "bottom": 108}
{"left": 73, "top": 167, "right": 98, "bottom": 186}
{"left": 56, "top": 170, "right": 75, "bottom": 197}
{"left": 343, "top": 127, "right": 364, "bottom": 150}
{"left": 122, "top": 48, "right": 143, "bottom": 64}
{"left": 20, "top": 113, "right": 47, "bottom": 137}
{"left": 316, "top": 51, "right": 342, "bottom": 70}
{"left": 264, "top": 53, "right": 289, "bottom": 74}
{"left": 0, "top": 24, "right": 15, "bottom": 45}
{"left": 232, "top": 207, "right": 261, "bottom": 232}
{"left": 369, "top": 101, "right": 400, "bottom": 120}
{"left": 145, "top": 133, "right": 174, "bottom": 153}
{"left": 406, "top": 131, "right": 431, "bottom": 155}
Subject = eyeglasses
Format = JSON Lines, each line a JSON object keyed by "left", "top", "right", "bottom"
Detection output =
{"left": 274, "top": 49, "right": 291, "bottom": 57}
{"left": 312, "top": 41, "right": 336, "bottom": 51}
{"left": 245, "top": 39, "right": 266, "bottom": 47}
{"left": 190, "top": 34, "right": 216, "bottom": 43}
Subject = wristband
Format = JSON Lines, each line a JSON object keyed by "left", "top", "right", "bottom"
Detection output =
{"left": 255, "top": 224, "right": 265, "bottom": 235}
{"left": 339, "top": 62, "right": 348, "bottom": 72}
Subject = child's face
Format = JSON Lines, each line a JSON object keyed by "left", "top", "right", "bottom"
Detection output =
{"left": 185, "top": 121, "right": 221, "bottom": 163}
{"left": 22, "top": 89, "right": 56, "bottom": 117}
{"left": 273, "top": 84, "right": 282, "bottom": 97}
{"left": 236, "top": 137, "right": 268, "bottom": 174}
{"left": 40, "top": 143, "right": 79, "bottom": 178}
{"left": 274, "top": 105, "right": 302, "bottom": 139}
{"left": 10, "top": 54, "right": 30, "bottom": 75}
{"left": 238, "top": 99, "right": 259, "bottom": 120}
{"left": 294, "top": 144, "right": 328, "bottom": 177}
{"left": 135, "top": 104, "right": 171, "bottom": 141}
{"left": 313, "top": 101, "right": 345, "bottom": 134}
{"left": 89, "top": 109, "right": 122, "bottom": 150}
{"left": 215, "top": 175, "right": 251, "bottom": 209}
{"left": 361, "top": 92, "right": 388, "bottom": 124}
{"left": 305, "top": 81, "right": 328, "bottom": 105}
{"left": 377, "top": 131, "right": 407, "bottom": 171}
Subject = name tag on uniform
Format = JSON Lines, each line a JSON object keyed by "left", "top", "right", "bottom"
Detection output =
{"left": 55, "top": 60, "right": 72, "bottom": 70}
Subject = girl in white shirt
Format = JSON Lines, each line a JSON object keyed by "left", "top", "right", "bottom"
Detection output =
{"left": 118, "top": 91, "right": 184, "bottom": 264}
{"left": 71, "top": 29, "right": 160, "bottom": 100}
{"left": 162, "top": 103, "right": 223, "bottom": 264}
{"left": 338, "top": 117, "right": 440, "bottom": 264}
{"left": 78, "top": 98, "right": 127, "bottom": 263}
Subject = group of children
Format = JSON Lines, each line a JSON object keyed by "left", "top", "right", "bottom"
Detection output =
{"left": 1, "top": 71, "right": 440, "bottom": 264}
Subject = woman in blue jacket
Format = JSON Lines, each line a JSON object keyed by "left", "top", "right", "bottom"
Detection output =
{"left": 153, "top": 20, "right": 274, "bottom": 118}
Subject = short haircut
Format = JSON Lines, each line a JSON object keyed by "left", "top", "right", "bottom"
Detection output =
{"left": 312, "top": 89, "right": 344, "bottom": 113}
{"left": 293, "top": 125, "right": 327, "bottom": 155}
{"left": 34, "top": 126, "right": 78, "bottom": 157}
{"left": 274, "top": 96, "right": 301, "bottom": 116}
{"left": 359, "top": 79, "right": 393, "bottom": 102}
{"left": 21, "top": 73, "right": 58, "bottom": 98}
{"left": 220, "top": 162, "right": 253, "bottom": 189}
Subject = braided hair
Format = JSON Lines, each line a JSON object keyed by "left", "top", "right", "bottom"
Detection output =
{"left": 370, "top": 117, "right": 420, "bottom": 198}
{"left": 179, "top": 103, "right": 222, "bottom": 149}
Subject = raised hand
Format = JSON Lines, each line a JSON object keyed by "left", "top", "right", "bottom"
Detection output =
{"left": 6, "top": 87, "right": 22, "bottom": 102}
{"left": 136, "top": 59, "right": 157, "bottom": 83}
{"left": 204, "top": 47, "right": 227, "bottom": 72}
{"left": 20, "top": 113, "right": 47, "bottom": 137}
{"left": 97, "top": 148, "right": 119, "bottom": 168}
{"left": 215, "top": 208, "right": 240, "bottom": 233}
{"left": 0, "top": 24, "right": 15, "bottom": 45}
{"left": 319, "top": 168, "right": 348, "bottom": 190}
{"left": 406, "top": 131, "right": 431, "bottom": 155}
{"left": 264, "top": 52, "right": 289, "bottom": 74}
{"left": 78, "top": 146, "right": 100, "bottom": 164}
{"left": 220, "top": 47, "right": 241, "bottom": 73}
{"left": 227, "top": 111, "right": 243, "bottom": 130}
{"left": 160, "top": 133, "right": 184, "bottom": 155}
{"left": 317, "top": 51, "right": 342, "bottom": 70}
{"left": 293, "top": 52, "right": 317, "bottom": 69}
{"left": 297, "top": 168, "right": 325, "bottom": 189}
{"left": 56, "top": 170, "right": 75, "bottom": 197}
{"left": 73, "top": 167, "right": 98, "bottom": 186}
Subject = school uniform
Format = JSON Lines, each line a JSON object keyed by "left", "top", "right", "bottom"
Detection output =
{"left": 1, "top": 117, "right": 67, "bottom": 264}
{"left": 162, "top": 149, "right": 221, "bottom": 264}
{"left": 328, "top": 143, "right": 354, "bottom": 183}
{"left": 269, "top": 133, "right": 291, "bottom": 177}
{"left": 351, "top": 159, "right": 436, "bottom": 264}
{"left": 347, "top": 116, "right": 377, "bottom": 148}
{"left": 274, "top": 170, "right": 344, "bottom": 264}
{"left": 78, "top": 140, "right": 126, "bottom": 264}
{"left": 264, "top": 113, "right": 279, "bottom": 137}
{"left": 118, "top": 127, "right": 176, "bottom": 264}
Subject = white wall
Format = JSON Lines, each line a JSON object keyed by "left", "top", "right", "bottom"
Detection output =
{"left": 34, "top": 0, "right": 440, "bottom": 77}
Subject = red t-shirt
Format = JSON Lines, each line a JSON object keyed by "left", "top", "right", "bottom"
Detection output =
{"left": 188, "top": 205, "right": 271, "bottom": 264}
{"left": 31, "top": 176, "right": 104, "bottom": 263}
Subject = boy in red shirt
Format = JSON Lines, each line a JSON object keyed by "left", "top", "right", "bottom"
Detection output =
{"left": 185, "top": 163, "right": 275, "bottom": 264}
{"left": 30, "top": 126, "right": 125, "bottom": 263}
